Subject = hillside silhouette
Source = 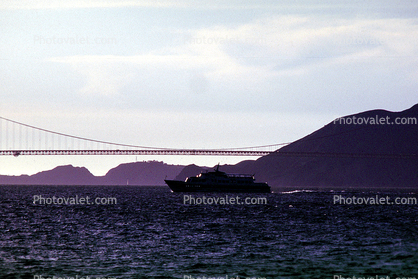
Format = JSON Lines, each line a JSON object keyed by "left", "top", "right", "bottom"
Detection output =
{"left": 253, "top": 104, "right": 418, "bottom": 188}
{"left": 1, "top": 105, "right": 417, "bottom": 188}
{"left": 177, "top": 104, "right": 418, "bottom": 189}
{"left": 0, "top": 161, "right": 182, "bottom": 186}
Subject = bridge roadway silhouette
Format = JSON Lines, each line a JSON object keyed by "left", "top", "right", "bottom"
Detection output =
{"left": 0, "top": 116, "right": 282, "bottom": 157}
{"left": 1, "top": 149, "right": 417, "bottom": 159}
{"left": 2, "top": 149, "right": 271, "bottom": 157}
{"left": 0, "top": 116, "right": 417, "bottom": 159}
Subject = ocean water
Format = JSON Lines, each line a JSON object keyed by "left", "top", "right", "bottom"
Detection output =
{"left": 1, "top": 185, "right": 418, "bottom": 279}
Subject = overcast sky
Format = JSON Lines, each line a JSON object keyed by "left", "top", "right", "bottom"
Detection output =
{"left": 0, "top": 0, "right": 417, "bottom": 175}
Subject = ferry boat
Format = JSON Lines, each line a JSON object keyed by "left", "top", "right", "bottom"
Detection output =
{"left": 165, "top": 165, "right": 271, "bottom": 193}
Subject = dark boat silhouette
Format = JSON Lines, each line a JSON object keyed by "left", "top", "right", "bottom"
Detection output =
{"left": 165, "top": 165, "right": 271, "bottom": 193}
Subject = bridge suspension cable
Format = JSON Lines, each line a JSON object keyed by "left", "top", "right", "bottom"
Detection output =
{"left": 1, "top": 116, "right": 415, "bottom": 159}
{"left": 0, "top": 116, "right": 171, "bottom": 150}
{"left": 0, "top": 116, "right": 285, "bottom": 156}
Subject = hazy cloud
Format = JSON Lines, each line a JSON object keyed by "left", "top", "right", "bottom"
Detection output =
{"left": 48, "top": 15, "right": 418, "bottom": 110}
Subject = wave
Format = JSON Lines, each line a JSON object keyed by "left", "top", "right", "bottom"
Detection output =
{"left": 279, "top": 189, "right": 317, "bottom": 194}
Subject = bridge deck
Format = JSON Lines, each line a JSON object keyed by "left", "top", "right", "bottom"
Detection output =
{"left": 1, "top": 149, "right": 416, "bottom": 159}
{"left": 1, "top": 149, "right": 271, "bottom": 156}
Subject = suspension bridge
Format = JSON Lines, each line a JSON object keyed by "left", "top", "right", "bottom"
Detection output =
{"left": 0, "top": 116, "right": 285, "bottom": 157}
{"left": 0, "top": 116, "right": 416, "bottom": 159}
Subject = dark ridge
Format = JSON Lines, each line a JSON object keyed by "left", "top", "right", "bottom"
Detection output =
{"left": 103, "top": 161, "right": 183, "bottom": 185}
{"left": 1, "top": 104, "right": 416, "bottom": 189}
{"left": 0, "top": 161, "right": 184, "bottom": 186}
{"left": 252, "top": 103, "right": 418, "bottom": 188}
{"left": 175, "top": 164, "right": 210, "bottom": 181}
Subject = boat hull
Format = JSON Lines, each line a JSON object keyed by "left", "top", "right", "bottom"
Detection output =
{"left": 165, "top": 179, "right": 271, "bottom": 193}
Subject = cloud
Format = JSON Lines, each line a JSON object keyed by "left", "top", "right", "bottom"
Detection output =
{"left": 49, "top": 15, "right": 418, "bottom": 112}
{"left": 3, "top": 0, "right": 418, "bottom": 12}
{"left": 0, "top": 0, "right": 184, "bottom": 10}
{"left": 0, "top": 0, "right": 313, "bottom": 10}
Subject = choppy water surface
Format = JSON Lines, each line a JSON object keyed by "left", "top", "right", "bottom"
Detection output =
{"left": 1, "top": 186, "right": 417, "bottom": 278}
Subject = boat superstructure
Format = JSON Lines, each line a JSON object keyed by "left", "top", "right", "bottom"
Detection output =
{"left": 165, "top": 165, "right": 271, "bottom": 193}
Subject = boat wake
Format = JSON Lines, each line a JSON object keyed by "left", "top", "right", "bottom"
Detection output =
{"left": 280, "top": 189, "right": 317, "bottom": 194}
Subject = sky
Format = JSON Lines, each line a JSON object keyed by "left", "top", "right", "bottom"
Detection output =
{"left": 0, "top": 0, "right": 417, "bottom": 175}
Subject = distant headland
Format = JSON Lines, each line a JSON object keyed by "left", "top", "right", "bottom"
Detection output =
{"left": 1, "top": 104, "right": 417, "bottom": 190}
